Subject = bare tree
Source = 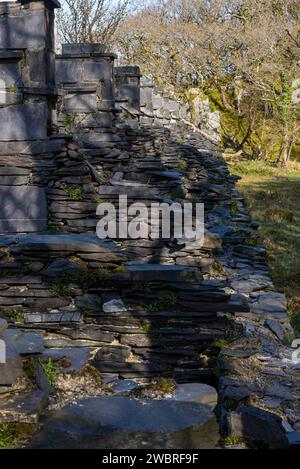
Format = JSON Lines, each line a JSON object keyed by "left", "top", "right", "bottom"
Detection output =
{"left": 57, "top": 0, "right": 131, "bottom": 47}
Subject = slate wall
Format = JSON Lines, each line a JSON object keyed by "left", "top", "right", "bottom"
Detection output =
{"left": 55, "top": 43, "right": 116, "bottom": 139}
{"left": 0, "top": 0, "right": 60, "bottom": 233}
{"left": 115, "top": 65, "right": 141, "bottom": 128}
{"left": 0, "top": 0, "right": 58, "bottom": 141}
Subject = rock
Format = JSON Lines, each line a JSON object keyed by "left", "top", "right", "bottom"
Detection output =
{"left": 0, "top": 356, "right": 24, "bottom": 385}
{"left": 0, "top": 186, "right": 47, "bottom": 233}
{"left": 2, "top": 329, "right": 44, "bottom": 354}
{"left": 231, "top": 276, "right": 273, "bottom": 294}
{"left": 44, "top": 258, "right": 83, "bottom": 277}
{"left": 24, "top": 311, "right": 83, "bottom": 324}
{"left": 75, "top": 294, "right": 101, "bottom": 312}
{"left": 36, "top": 363, "right": 54, "bottom": 395}
{"left": 171, "top": 383, "right": 218, "bottom": 410}
{"left": 250, "top": 292, "right": 287, "bottom": 318}
{"left": 111, "top": 380, "right": 140, "bottom": 395}
{"left": 264, "top": 319, "right": 285, "bottom": 342}
{"left": 263, "top": 398, "right": 282, "bottom": 409}
{"left": 220, "top": 348, "right": 257, "bottom": 358}
{"left": 18, "top": 233, "right": 119, "bottom": 254}
{"left": 29, "top": 396, "right": 219, "bottom": 449}
{"left": 288, "top": 431, "right": 300, "bottom": 448}
{"left": 41, "top": 347, "right": 90, "bottom": 373}
{"left": 227, "top": 406, "right": 289, "bottom": 449}
{"left": 265, "top": 384, "right": 294, "bottom": 401}
{"left": 0, "top": 318, "right": 8, "bottom": 335}
{"left": 94, "top": 345, "right": 131, "bottom": 362}
{"left": 28, "top": 261, "right": 44, "bottom": 273}
{"left": 223, "top": 385, "right": 250, "bottom": 401}
{"left": 113, "top": 264, "right": 201, "bottom": 283}
{"left": 102, "top": 298, "right": 127, "bottom": 313}
{"left": 0, "top": 390, "right": 48, "bottom": 424}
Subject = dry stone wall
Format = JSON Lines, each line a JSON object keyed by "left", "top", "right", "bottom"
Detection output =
{"left": 55, "top": 43, "right": 116, "bottom": 142}
{"left": 0, "top": 17, "right": 299, "bottom": 448}
{"left": 115, "top": 65, "right": 141, "bottom": 128}
{"left": 0, "top": 0, "right": 60, "bottom": 233}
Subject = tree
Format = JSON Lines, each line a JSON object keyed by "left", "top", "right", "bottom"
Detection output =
{"left": 116, "top": 0, "right": 300, "bottom": 164}
{"left": 57, "top": 0, "right": 131, "bottom": 47}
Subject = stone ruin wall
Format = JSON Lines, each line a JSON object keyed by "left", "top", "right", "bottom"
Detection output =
{"left": 0, "top": 0, "right": 60, "bottom": 233}
{"left": 55, "top": 43, "right": 116, "bottom": 143}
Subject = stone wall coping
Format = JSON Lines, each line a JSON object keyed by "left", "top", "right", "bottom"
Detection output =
{"left": 115, "top": 66, "right": 141, "bottom": 77}
{"left": 0, "top": 0, "right": 61, "bottom": 9}
{"left": 56, "top": 53, "right": 117, "bottom": 60}
{"left": 0, "top": 51, "right": 23, "bottom": 60}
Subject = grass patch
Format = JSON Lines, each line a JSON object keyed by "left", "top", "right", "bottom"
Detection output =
{"left": 64, "top": 186, "right": 85, "bottom": 201}
{"left": 51, "top": 281, "right": 71, "bottom": 297}
{"left": 6, "top": 309, "right": 23, "bottom": 323}
{"left": 177, "top": 159, "right": 187, "bottom": 170}
{"left": 224, "top": 434, "right": 245, "bottom": 446}
{"left": 234, "top": 161, "right": 300, "bottom": 333}
{"left": 25, "top": 358, "right": 59, "bottom": 384}
{"left": 145, "top": 293, "right": 178, "bottom": 312}
{"left": 0, "top": 424, "right": 16, "bottom": 449}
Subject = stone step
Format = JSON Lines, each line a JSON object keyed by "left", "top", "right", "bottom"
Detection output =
{"left": 28, "top": 396, "right": 219, "bottom": 449}
{"left": 14, "top": 233, "right": 120, "bottom": 254}
{"left": 110, "top": 264, "right": 202, "bottom": 283}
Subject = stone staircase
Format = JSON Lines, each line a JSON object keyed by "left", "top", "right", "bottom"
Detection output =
{"left": 0, "top": 120, "right": 295, "bottom": 449}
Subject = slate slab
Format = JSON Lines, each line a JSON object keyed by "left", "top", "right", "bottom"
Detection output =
{"left": 0, "top": 103, "right": 48, "bottom": 141}
{"left": 0, "top": 390, "right": 48, "bottom": 424}
{"left": 0, "top": 186, "right": 47, "bottom": 233}
{"left": 24, "top": 311, "right": 83, "bottom": 324}
{"left": 171, "top": 383, "right": 218, "bottom": 410}
{"left": 29, "top": 396, "right": 219, "bottom": 449}
{"left": 227, "top": 406, "right": 289, "bottom": 449}
{"left": 18, "top": 233, "right": 118, "bottom": 253}
{"left": 2, "top": 329, "right": 44, "bottom": 355}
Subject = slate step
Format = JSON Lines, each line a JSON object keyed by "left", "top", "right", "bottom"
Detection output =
{"left": 14, "top": 234, "right": 120, "bottom": 254}
{"left": 110, "top": 264, "right": 202, "bottom": 283}
{"left": 28, "top": 396, "right": 219, "bottom": 449}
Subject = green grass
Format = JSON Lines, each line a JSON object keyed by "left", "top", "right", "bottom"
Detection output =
{"left": 51, "top": 281, "right": 71, "bottom": 297}
{"left": 233, "top": 161, "right": 300, "bottom": 333}
{"left": 145, "top": 293, "right": 178, "bottom": 312}
{"left": 64, "top": 186, "right": 85, "bottom": 201}
{"left": 0, "top": 424, "right": 16, "bottom": 449}
{"left": 25, "top": 358, "right": 59, "bottom": 384}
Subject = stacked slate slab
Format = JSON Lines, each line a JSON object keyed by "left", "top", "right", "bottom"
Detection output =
{"left": 115, "top": 65, "right": 141, "bottom": 128}
{"left": 0, "top": 0, "right": 60, "bottom": 233}
{"left": 55, "top": 43, "right": 118, "bottom": 143}
{"left": 140, "top": 75, "right": 155, "bottom": 125}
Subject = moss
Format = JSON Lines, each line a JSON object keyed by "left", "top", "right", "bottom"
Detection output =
{"left": 0, "top": 424, "right": 16, "bottom": 449}
{"left": 82, "top": 364, "right": 101, "bottom": 384}
{"left": 64, "top": 186, "right": 85, "bottom": 201}
{"left": 224, "top": 434, "right": 245, "bottom": 446}
{"left": 51, "top": 281, "right": 71, "bottom": 297}
{"left": 25, "top": 358, "right": 58, "bottom": 384}
{"left": 6, "top": 309, "right": 24, "bottom": 323}
{"left": 139, "top": 321, "right": 153, "bottom": 335}
{"left": 64, "top": 114, "right": 74, "bottom": 127}
{"left": 145, "top": 293, "right": 178, "bottom": 312}
{"left": 40, "top": 358, "right": 59, "bottom": 384}
{"left": 177, "top": 159, "right": 187, "bottom": 170}
{"left": 214, "top": 339, "right": 230, "bottom": 348}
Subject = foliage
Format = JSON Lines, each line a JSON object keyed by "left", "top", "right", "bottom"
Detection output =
{"left": 57, "top": 0, "right": 131, "bottom": 47}
{"left": 0, "top": 424, "right": 16, "bottom": 449}
{"left": 236, "top": 163, "right": 300, "bottom": 332}
{"left": 115, "top": 0, "right": 300, "bottom": 165}
{"left": 64, "top": 186, "right": 85, "bottom": 201}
